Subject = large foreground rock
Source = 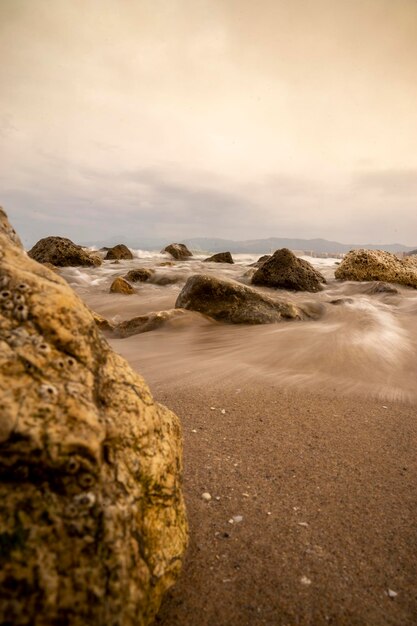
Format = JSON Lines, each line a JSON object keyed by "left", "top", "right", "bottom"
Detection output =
{"left": 162, "top": 243, "right": 193, "bottom": 260}
{"left": 0, "top": 212, "right": 188, "bottom": 625}
{"left": 335, "top": 249, "right": 417, "bottom": 289}
{"left": 104, "top": 244, "right": 133, "bottom": 260}
{"left": 204, "top": 252, "right": 234, "bottom": 264}
{"left": 175, "top": 274, "right": 307, "bottom": 324}
{"left": 28, "top": 236, "right": 101, "bottom": 267}
{"left": 252, "top": 248, "right": 325, "bottom": 292}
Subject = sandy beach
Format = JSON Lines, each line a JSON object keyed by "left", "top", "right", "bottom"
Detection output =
{"left": 153, "top": 384, "right": 416, "bottom": 626}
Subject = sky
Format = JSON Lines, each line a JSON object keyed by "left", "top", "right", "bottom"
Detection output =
{"left": 1, "top": 0, "right": 417, "bottom": 247}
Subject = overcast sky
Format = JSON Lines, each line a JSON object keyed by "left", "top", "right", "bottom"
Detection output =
{"left": 1, "top": 0, "right": 416, "bottom": 247}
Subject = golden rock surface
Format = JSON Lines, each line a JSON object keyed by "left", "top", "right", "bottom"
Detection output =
{"left": 0, "top": 212, "right": 188, "bottom": 626}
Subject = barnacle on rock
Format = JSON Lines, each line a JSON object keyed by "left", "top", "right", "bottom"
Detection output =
{"left": 0, "top": 289, "right": 11, "bottom": 300}
{"left": 13, "top": 293, "right": 26, "bottom": 304}
{"left": 14, "top": 304, "right": 28, "bottom": 322}
{"left": 16, "top": 282, "right": 30, "bottom": 293}
{"left": 38, "top": 383, "right": 58, "bottom": 402}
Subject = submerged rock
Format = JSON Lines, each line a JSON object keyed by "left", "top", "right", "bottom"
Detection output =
{"left": 115, "top": 309, "right": 191, "bottom": 337}
{"left": 28, "top": 236, "right": 102, "bottom": 267}
{"left": 204, "top": 252, "right": 234, "bottom": 264}
{"left": 104, "top": 244, "right": 133, "bottom": 260}
{"left": 0, "top": 210, "right": 188, "bottom": 625}
{"left": 175, "top": 274, "right": 307, "bottom": 324}
{"left": 124, "top": 268, "right": 154, "bottom": 282}
{"left": 252, "top": 248, "right": 326, "bottom": 292}
{"left": 109, "top": 276, "right": 135, "bottom": 294}
{"left": 335, "top": 249, "right": 417, "bottom": 289}
{"left": 249, "top": 254, "right": 271, "bottom": 267}
{"left": 162, "top": 243, "right": 193, "bottom": 260}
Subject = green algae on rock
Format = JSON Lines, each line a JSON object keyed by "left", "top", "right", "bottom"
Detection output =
{"left": 0, "top": 211, "right": 188, "bottom": 626}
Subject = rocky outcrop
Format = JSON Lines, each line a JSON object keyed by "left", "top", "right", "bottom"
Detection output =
{"left": 104, "top": 244, "right": 133, "bottom": 260}
{"left": 251, "top": 248, "right": 325, "bottom": 292}
{"left": 204, "top": 252, "right": 234, "bottom": 264}
{"left": 124, "top": 268, "right": 154, "bottom": 282}
{"left": 28, "top": 236, "right": 102, "bottom": 267}
{"left": 335, "top": 249, "right": 417, "bottom": 289}
{"left": 175, "top": 274, "right": 307, "bottom": 324}
{"left": 0, "top": 211, "right": 188, "bottom": 625}
{"left": 162, "top": 244, "right": 193, "bottom": 260}
{"left": 109, "top": 276, "right": 135, "bottom": 294}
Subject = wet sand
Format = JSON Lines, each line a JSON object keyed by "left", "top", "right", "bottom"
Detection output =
{"left": 153, "top": 384, "right": 417, "bottom": 626}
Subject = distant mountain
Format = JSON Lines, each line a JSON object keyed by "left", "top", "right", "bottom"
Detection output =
{"left": 83, "top": 235, "right": 417, "bottom": 255}
{"left": 180, "top": 237, "right": 416, "bottom": 255}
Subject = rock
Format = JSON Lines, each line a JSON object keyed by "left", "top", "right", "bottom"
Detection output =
{"left": 204, "top": 252, "right": 234, "bottom": 264}
{"left": 115, "top": 309, "right": 189, "bottom": 337}
{"left": 0, "top": 210, "right": 187, "bottom": 625}
{"left": 104, "top": 244, "right": 133, "bottom": 260}
{"left": 249, "top": 254, "right": 271, "bottom": 267}
{"left": 124, "top": 268, "right": 154, "bottom": 283}
{"left": 364, "top": 282, "right": 399, "bottom": 295}
{"left": 90, "top": 310, "right": 115, "bottom": 332}
{"left": 162, "top": 243, "right": 193, "bottom": 260}
{"left": 251, "top": 248, "right": 326, "bottom": 292}
{"left": 175, "top": 274, "right": 307, "bottom": 324}
{"left": 158, "top": 261, "right": 174, "bottom": 267}
{"left": 335, "top": 249, "right": 417, "bottom": 289}
{"left": 109, "top": 276, "right": 135, "bottom": 294}
{"left": 28, "top": 236, "right": 102, "bottom": 267}
{"left": 0, "top": 207, "right": 22, "bottom": 248}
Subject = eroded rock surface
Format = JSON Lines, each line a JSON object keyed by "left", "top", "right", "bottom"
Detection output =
{"left": 28, "top": 236, "right": 101, "bottom": 267}
{"left": 204, "top": 252, "right": 234, "bottom": 264}
{"left": 162, "top": 244, "right": 193, "bottom": 260}
{"left": 104, "top": 244, "right": 133, "bottom": 260}
{"left": 175, "top": 274, "right": 307, "bottom": 324}
{"left": 335, "top": 249, "right": 417, "bottom": 289}
{"left": 252, "top": 248, "right": 326, "bottom": 292}
{"left": 0, "top": 212, "right": 188, "bottom": 625}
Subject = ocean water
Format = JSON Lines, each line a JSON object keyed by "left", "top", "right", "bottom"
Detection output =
{"left": 59, "top": 250, "right": 417, "bottom": 403}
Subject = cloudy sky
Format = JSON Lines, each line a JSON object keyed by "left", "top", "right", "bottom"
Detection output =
{"left": 1, "top": 0, "right": 416, "bottom": 247}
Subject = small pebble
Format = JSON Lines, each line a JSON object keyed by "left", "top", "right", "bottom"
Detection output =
{"left": 387, "top": 589, "right": 398, "bottom": 598}
{"left": 202, "top": 492, "right": 212, "bottom": 502}
{"left": 300, "top": 576, "right": 312, "bottom": 586}
{"left": 233, "top": 515, "right": 243, "bottom": 523}
{"left": 191, "top": 429, "right": 197, "bottom": 433}
{"left": 210, "top": 407, "right": 216, "bottom": 410}
{"left": 382, "top": 405, "right": 388, "bottom": 409}
{"left": 298, "top": 522, "right": 309, "bottom": 527}
{"left": 242, "top": 492, "right": 250, "bottom": 497}
{"left": 267, "top": 511, "right": 272, "bottom": 515}
{"left": 220, "top": 408, "right": 226, "bottom": 414}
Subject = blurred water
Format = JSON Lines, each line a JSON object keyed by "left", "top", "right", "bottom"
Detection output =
{"left": 59, "top": 251, "right": 417, "bottom": 403}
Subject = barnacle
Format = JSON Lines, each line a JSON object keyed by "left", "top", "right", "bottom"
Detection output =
{"left": 14, "top": 303, "right": 28, "bottom": 322}
{"left": 38, "top": 383, "right": 58, "bottom": 402}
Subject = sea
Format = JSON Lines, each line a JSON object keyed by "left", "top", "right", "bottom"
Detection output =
{"left": 58, "top": 249, "right": 417, "bottom": 404}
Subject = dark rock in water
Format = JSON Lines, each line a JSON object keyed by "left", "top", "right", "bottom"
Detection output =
{"left": 249, "top": 254, "right": 271, "bottom": 267}
{"left": 329, "top": 298, "right": 354, "bottom": 306}
{"left": 115, "top": 309, "right": 189, "bottom": 337}
{"left": 175, "top": 273, "right": 307, "bottom": 324}
{"left": 335, "top": 249, "right": 417, "bottom": 289}
{"left": 162, "top": 243, "right": 193, "bottom": 260}
{"left": 251, "top": 248, "right": 326, "bottom": 292}
{"left": 28, "top": 236, "right": 102, "bottom": 267}
{"left": 204, "top": 251, "right": 234, "bottom": 264}
{"left": 104, "top": 244, "right": 133, "bottom": 260}
{"left": 0, "top": 209, "right": 188, "bottom": 626}
{"left": 110, "top": 276, "right": 135, "bottom": 294}
{"left": 366, "top": 282, "right": 399, "bottom": 295}
{"left": 125, "top": 268, "right": 154, "bottom": 282}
